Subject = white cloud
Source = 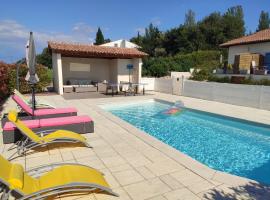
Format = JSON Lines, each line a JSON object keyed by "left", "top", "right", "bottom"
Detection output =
{"left": 0, "top": 20, "right": 97, "bottom": 62}
{"left": 151, "top": 17, "right": 161, "bottom": 26}
{"left": 135, "top": 27, "right": 145, "bottom": 35}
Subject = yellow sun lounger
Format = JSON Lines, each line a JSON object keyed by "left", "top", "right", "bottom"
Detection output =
{"left": 7, "top": 110, "right": 91, "bottom": 160}
{"left": 14, "top": 89, "right": 55, "bottom": 109}
{"left": 0, "top": 155, "right": 118, "bottom": 199}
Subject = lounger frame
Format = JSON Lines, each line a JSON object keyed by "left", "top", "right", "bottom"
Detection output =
{"left": 8, "top": 130, "right": 92, "bottom": 161}
{"left": 2, "top": 119, "right": 94, "bottom": 144}
{"left": 0, "top": 166, "right": 118, "bottom": 200}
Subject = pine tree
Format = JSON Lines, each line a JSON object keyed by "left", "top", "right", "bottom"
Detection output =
{"left": 184, "top": 9, "right": 196, "bottom": 27}
{"left": 223, "top": 5, "right": 245, "bottom": 40}
{"left": 94, "top": 27, "right": 105, "bottom": 45}
{"left": 257, "top": 11, "right": 270, "bottom": 31}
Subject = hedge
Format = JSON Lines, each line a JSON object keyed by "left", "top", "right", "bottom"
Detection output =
{"left": 0, "top": 62, "right": 11, "bottom": 102}
{"left": 142, "top": 50, "right": 221, "bottom": 77}
{"left": 0, "top": 62, "right": 52, "bottom": 104}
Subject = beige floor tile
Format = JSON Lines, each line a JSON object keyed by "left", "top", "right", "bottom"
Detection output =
{"left": 94, "top": 187, "right": 131, "bottom": 200}
{"left": 146, "top": 195, "right": 167, "bottom": 200}
{"left": 187, "top": 180, "right": 215, "bottom": 194}
{"left": 146, "top": 160, "right": 185, "bottom": 176}
{"left": 113, "top": 169, "right": 144, "bottom": 186}
{"left": 94, "top": 146, "right": 118, "bottom": 158}
{"left": 170, "top": 169, "right": 205, "bottom": 187}
{"left": 124, "top": 178, "right": 171, "bottom": 200}
{"left": 108, "top": 163, "right": 133, "bottom": 173}
{"left": 123, "top": 153, "right": 152, "bottom": 168}
{"left": 100, "top": 169, "right": 120, "bottom": 189}
{"left": 136, "top": 166, "right": 156, "bottom": 179}
{"left": 100, "top": 155, "right": 127, "bottom": 168}
{"left": 159, "top": 174, "right": 184, "bottom": 190}
{"left": 164, "top": 188, "right": 200, "bottom": 200}
{"left": 76, "top": 156, "right": 106, "bottom": 170}
{"left": 72, "top": 148, "right": 96, "bottom": 159}
{"left": 61, "top": 151, "right": 75, "bottom": 161}
{"left": 26, "top": 155, "right": 51, "bottom": 168}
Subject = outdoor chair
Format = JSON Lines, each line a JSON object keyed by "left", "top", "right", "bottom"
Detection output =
{"left": 3, "top": 114, "right": 94, "bottom": 144}
{"left": 0, "top": 155, "right": 118, "bottom": 200}
{"left": 7, "top": 110, "right": 91, "bottom": 160}
{"left": 14, "top": 89, "right": 55, "bottom": 109}
{"left": 12, "top": 94, "right": 77, "bottom": 119}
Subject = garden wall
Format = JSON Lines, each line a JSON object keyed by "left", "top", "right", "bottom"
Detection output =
{"left": 183, "top": 80, "right": 270, "bottom": 110}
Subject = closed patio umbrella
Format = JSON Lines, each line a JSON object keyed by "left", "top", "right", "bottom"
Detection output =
{"left": 25, "top": 32, "right": 39, "bottom": 116}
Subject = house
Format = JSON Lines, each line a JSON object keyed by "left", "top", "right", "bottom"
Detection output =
{"left": 220, "top": 28, "right": 270, "bottom": 64}
{"left": 48, "top": 41, "right": 147, "bottom": 95}
{"left": 100, "top": 39, "right": 140, "bottom": 48}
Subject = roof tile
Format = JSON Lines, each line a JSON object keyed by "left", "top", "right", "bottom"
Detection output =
{"left": 220, "top": 28, "right": 270, "bottom": 47}
{"left": 48, "top": 41, "right": 148, "bottom": 58}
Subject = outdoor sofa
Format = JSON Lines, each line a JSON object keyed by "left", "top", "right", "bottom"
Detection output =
{"left": 65, "top": 79, "right": 98, "bottom": 93}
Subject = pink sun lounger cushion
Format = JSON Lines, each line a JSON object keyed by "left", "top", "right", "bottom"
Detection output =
{"left": 12, "top": 95, "right": 77, "bottom": 117}
{"left": 3, "top": 115, "right": 93, "bottom": 131}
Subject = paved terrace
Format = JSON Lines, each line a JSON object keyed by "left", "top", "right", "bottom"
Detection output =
{"left": 1, "top": 92, "right": 270, "bottom": 200}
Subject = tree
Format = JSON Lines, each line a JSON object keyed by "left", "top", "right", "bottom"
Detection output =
{"left": 94, "top": 27, "right": 105, "bottom": 45}
{"left": 199, "top": 12, "right": 225, "bottom": 49}
{"left": 257, "top": 11, "right": 270, "bottom": 31}
{"left": 142, "top": 23, "right": 163, "bottom": 56}
{"left": 16, "top": 47, "right": 52, "bottom": 69}
{"left": 130, "top": 32, "right": 143, "bottom": 47}
{"left": 223, "top": 6, "right": 245, "bottom": 40}
{"left": 184, "top": 9, "right": 196, "bottom": 27}
{"left": 36, "top": 47, "right": 52, "bottom": 69}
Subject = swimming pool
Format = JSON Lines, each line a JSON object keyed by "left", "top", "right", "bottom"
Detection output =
{"left": 102, "top": 99, "right": 270, "bottom": 184}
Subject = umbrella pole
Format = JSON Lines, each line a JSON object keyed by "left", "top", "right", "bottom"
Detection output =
{"left": 31, "top": 85, "right": 36, "bottom": 119}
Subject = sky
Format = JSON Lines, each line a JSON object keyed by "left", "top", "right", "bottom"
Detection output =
{"left": 0, "top": 0, "right": 269, "bottom": 63}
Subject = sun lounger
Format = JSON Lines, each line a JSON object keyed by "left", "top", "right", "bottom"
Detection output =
{"left": 12, "top": 94, "right": 77, "bottom": 119}
{"left": 14, "top": 89, "right": 55, "bottom": 109}
{"left": 0, "top": 155, "right": 118, "bottom": 200}
{"left": 3, "top": 114, "right": 94, "bottom": 144}
{"left": 6, "top": 110, "right": 91, "bottom": 160}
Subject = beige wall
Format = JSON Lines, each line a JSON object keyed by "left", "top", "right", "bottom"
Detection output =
{"left": 54, "top": 56, "right": 142, "bottom": 94}
{"left": 228, "top": 42, "right": 270, "bottom": 64}
{"left": 62, "top": 57, "right": 111, "bottom": 84}
{"left": 117, "top": 59, "right": 133, "bottom": 83}
{"left": 109, "top": 59, "right": 118, "bottom": 83}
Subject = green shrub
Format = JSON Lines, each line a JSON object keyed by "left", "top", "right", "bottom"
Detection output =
{"left": 142, "top": 50, "right": 220, "bottom": 77}
{"left": 208, "top": 75, "right": 230, "bottom": 83}
{"left": 190, "top": 69, "right": 212, "bottom": 81}
{"left": 0, "top": 62, "right": 11, "bottom": 102}
{"left": 8, "top": 64, "right": 52, "bottom": 94}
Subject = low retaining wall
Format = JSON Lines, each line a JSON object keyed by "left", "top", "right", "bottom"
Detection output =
{"left": 183, "top": 80, "right": 270, "bottom": 110}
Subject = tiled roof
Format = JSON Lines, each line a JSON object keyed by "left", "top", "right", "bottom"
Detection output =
{"left": 48, "top": 41, "right": 147, "bottom": 58}
{"left": 220, "top": 28, "right": 270, "bottom": 47}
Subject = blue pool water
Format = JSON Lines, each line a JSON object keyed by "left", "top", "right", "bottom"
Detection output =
{"left": 102, "top": 100, "right": 270, "bottom": 184}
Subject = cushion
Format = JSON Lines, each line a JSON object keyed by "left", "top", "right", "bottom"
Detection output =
{"left": 4, "top": 120, "right": 40, "bottom": 131}
{"left": 69, "top": 79, "right": 79, "bottom": 85}
{"left": 34, "top": 107, "right": 77, "bottom": 116}
{"left": 3, "top": 115, "right": 92, "bottom": 131}
{"left": 40, "top": 115, "right": 92, "bottom": 127}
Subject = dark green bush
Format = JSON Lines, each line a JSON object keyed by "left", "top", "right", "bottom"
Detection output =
{"left": 208, "top": 75, "right": 230, "bottom": 83}
{"left": 0, "top": 62, "right": 11, "bottom": 102}
{"left": 8, "top": 64, "right": 52, "bottom": 94}
{"left": 143, "top": 50, "right": 220, "bottom": 77}
{"left": 190, "top": 69, "right": 212, "bottom": 81}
